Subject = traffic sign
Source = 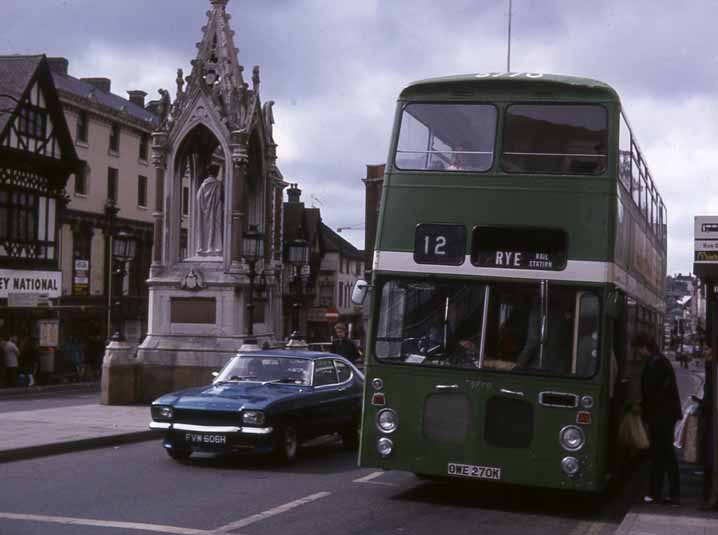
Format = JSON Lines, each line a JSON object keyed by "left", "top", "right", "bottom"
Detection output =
{"left": 325, "top": 306, "right": 340, "bottom": 322}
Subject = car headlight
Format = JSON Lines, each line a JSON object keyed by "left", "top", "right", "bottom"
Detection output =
{"left": 151, "top": 406, "right": 173, "bottom": 421}
{"left": 561, "top": 456, "right": 580, "bottom": 477}
{"left": 559, "top": 425, "right": 585, "bottom": 451}
{"left": 376, "top": 408, "right": 398, "bottom": 433}
{"left": 242, "top": 411, "right": 265, "bottom": 426}
{"left": 377, "top": 437, "right": 394, "bottom": 457}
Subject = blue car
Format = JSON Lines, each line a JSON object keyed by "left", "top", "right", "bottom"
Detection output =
{"left": 149, "top": 350, "right": 364, "bottom": 463}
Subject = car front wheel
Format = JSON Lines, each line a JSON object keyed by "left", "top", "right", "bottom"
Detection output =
{"left": 276, "top": 424, "right": 298, "bottom": 464}
{"left": 341, "top": 420, "right": 360, "bottom": 449}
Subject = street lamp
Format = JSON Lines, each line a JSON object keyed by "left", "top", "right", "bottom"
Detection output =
{"left": 241, "top": 224, "right": 264, "bottom": 346}
{"left": 110, "top": 231, "right": 136, "bottom": 341}
{"left": 287, "top": 233, "right": 310, "bottom": 346}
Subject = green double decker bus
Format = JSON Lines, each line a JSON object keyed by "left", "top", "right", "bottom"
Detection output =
{"left": 357, "top": 73, "right": 667, "bottom": 492}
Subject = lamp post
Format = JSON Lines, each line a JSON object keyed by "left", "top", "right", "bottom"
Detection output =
{"left": 110, "top": 231, "right": 137, "bottom": 341}
{"left": 241, "top": 224, "right": 264, "bottom": 347}
{"left": 287, "top": 233, "right": 310, "bottom": 346}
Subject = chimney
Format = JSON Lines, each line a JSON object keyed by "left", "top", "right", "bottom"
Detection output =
{"left": 287, "top": 183, "right": 302, "bottom": 204}
{"left": 81, "top": 77, "right": 111, "bottom": 93}
{"left": 127, "top": 90, "right": 147, "bottom": 108}
{"left": 47, "top": 57, "right": 69, "bottom": 76}
{"left": 366, "top": 163, "right": 386, "bottom": 180}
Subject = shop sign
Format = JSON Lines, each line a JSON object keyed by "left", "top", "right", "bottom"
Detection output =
{"left": 0, "top": 269, "right": 61, "bottom": 298}
{"left": 8, "top": 293, "right": 50, "bottom": 307}
{"left": 695, "top": 216, "right": 718, "bottom": 263}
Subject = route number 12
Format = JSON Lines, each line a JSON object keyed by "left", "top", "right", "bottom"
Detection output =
{"left": 414, "top": 224, "right": 466, "bottom": 265}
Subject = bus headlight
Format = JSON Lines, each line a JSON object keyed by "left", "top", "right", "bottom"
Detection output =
{"left": 376, "top": 409, "right": 399, "bottom": 433}
{"left": 561, "top": 456, "right": 580, "bottom": 477}
{"left": 580, "top": 395, "right": 594, "bottom": 409}
{"left": 377, "top": 437, "right": 394, "bottom": 457}
{"left": 559, "top": 425, "right": 585, "bottom": 451}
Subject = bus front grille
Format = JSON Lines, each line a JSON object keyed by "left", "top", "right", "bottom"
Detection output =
{"left": 484, "top": 396, "right": 533, "bottom": 448}
{"left": 423, "top": 393, "right": 470, "bottom": 443}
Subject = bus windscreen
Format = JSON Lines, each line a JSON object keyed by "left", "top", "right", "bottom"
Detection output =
{"left": 375, "top": 279, "right": 600, "bottom": 378}
{"left": 501, "top": 104, "right": 608, "bottom": 175}
{"left": 395, "top": 103, "right": 497, "bottom": 172}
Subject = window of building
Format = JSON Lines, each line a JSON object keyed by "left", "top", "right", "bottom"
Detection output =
{"left": 109, "top": 122, "right": 120, "bottom": 152}
{"left": 75, "top": 162, "right": 88, "bottom": 196}
{"left": 0, "top": 190, "right": 37, "bottom": 241}
{"left": 107, "top": 167, "right": 118, "bottom": 202}
{"left": 17, "top": 105, "right": 47, "bottom": 140}
{"left": 339, "top": 282, "right": 344, "bottom": 307}
{"left": 76, "top": 110, "right": 88, "bottom": 143}
{"left": 319, "top": 284, "right": 333, "bottom": 307}
{"left": 137, "top": 175, "right": 148, "bottom": 207}
{"left": 139, "top": 133, "right": 149, "bottom": 161}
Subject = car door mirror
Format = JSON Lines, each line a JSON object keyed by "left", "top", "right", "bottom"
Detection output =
{"left": 351, "top": 279, "right": 369, "bottom": 305}
{"left": 211, "top": 371, "right": 219, "bottom": 381}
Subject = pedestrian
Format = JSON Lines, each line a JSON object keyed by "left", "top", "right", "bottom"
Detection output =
{"left": 699, "top": 342, "right": 716, "bottom": 508}
{"left": 3, "top": 335, "right": 21, "bottom": 388}
{"left": 633, "top": 332, "right": 682, "bottom": 506}
{"left": 330, "top": 322, "right": 359, "bottom": 364}
{"left": 20, "top": 335, "right": 38, "bottom": 387}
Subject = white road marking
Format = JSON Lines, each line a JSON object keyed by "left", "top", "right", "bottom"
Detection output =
{"left": 0, "top": 512, "right": 207, "bottom": 535}
{"left": 353, "top": 471, "right": 385, "bottom": 483}
{"left": 211, "top": 491, "right": 331, "bottom": 533}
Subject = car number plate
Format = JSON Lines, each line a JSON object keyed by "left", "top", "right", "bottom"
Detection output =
{"left": 447, "top": 462, "right": 502, "bottom": 480}
{"left": 185, "top": 432, "right": 227, "bottom": 446}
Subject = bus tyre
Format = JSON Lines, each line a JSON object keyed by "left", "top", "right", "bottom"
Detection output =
{"left": 166, "top": 448, "right": 191, "bottom": 461}
{"left": 275, "top": 423, "right": 298, "bottom": 464}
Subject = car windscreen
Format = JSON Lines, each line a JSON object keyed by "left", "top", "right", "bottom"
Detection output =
{"left": 374, "top": 279, "right": 601, "bottom": 378}
{"left": 501, "top": 104, "right": 608, "bottom": 175}
{"left": 215, "top": 356, "right": 313, "bottom": 385}
{"left": 395, "top": 103, "right": 497, "bottom": 172}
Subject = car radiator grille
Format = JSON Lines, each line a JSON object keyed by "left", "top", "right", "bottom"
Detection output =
{"left": 423, "top": 393, "right": 470, "bottom": 443}
{"left": 173, "top": 409, "right": 242, "bottom": 427}
{"left": 484, "top": 396, "right": 533, "bottom": 448}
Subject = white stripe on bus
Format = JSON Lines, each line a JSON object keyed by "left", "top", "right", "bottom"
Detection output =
{"left": 373, "top": 251, "right": 664, "bottom": 311}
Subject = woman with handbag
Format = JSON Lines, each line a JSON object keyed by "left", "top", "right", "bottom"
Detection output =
{"left": 633, "top": 332, "right": 682, "bottom": 506}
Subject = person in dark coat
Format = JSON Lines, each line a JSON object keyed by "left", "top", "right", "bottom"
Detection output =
{"left": 633, "top": 332, "right": 682, "bottom": 505}
{"left": 330, "top": 322, "right": 359, "bottom": 364}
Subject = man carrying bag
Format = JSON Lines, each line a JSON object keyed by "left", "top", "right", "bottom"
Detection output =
{"left": 633, "top": 332, "right": 682, "bottom": 506}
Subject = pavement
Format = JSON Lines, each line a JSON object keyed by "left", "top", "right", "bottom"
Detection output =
{"left": 0, "top": 363, "right": 715, "bottom": 534}
{"left": 0, "top": 381, "right": 155, "bottom": 463}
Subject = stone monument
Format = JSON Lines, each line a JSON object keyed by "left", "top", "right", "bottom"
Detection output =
{"left": 126, "top": 0, "right": 287, "bottom": 402}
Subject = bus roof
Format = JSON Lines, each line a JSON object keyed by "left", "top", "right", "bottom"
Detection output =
{"left": 400, "top": 73, "right": 620, "bottom": 102}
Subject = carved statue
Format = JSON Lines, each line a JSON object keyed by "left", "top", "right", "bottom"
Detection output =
{"left": 196, "top": 165, "right": 224, "bottom": 255}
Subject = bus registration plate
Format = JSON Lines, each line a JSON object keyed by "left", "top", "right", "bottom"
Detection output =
{"left": 448, "top": 463, "right": 501, "bottom": 480}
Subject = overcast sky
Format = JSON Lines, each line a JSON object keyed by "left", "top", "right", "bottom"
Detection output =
{"left": 4, "top": 0, "right": 718, "bottom": 275}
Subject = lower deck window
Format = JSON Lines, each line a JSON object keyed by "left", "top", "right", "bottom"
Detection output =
{"left": 374, "top": 278, "right": 601, "bottom": 378}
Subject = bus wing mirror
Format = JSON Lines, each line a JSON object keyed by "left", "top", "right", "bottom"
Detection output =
{"left": 351, "top": 279, "right": 369, "bottom": 305}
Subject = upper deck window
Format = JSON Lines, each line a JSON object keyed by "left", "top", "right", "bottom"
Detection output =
{"left": 395, "top": 103, "right": 497, "bottom": 172}
{"left": 501, "top": 104, "right": 608, "bottom": 175}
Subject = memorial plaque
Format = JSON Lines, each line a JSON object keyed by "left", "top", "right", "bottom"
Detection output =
{"left": 170, "top": 297, "right": 216, "bottom": 324}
